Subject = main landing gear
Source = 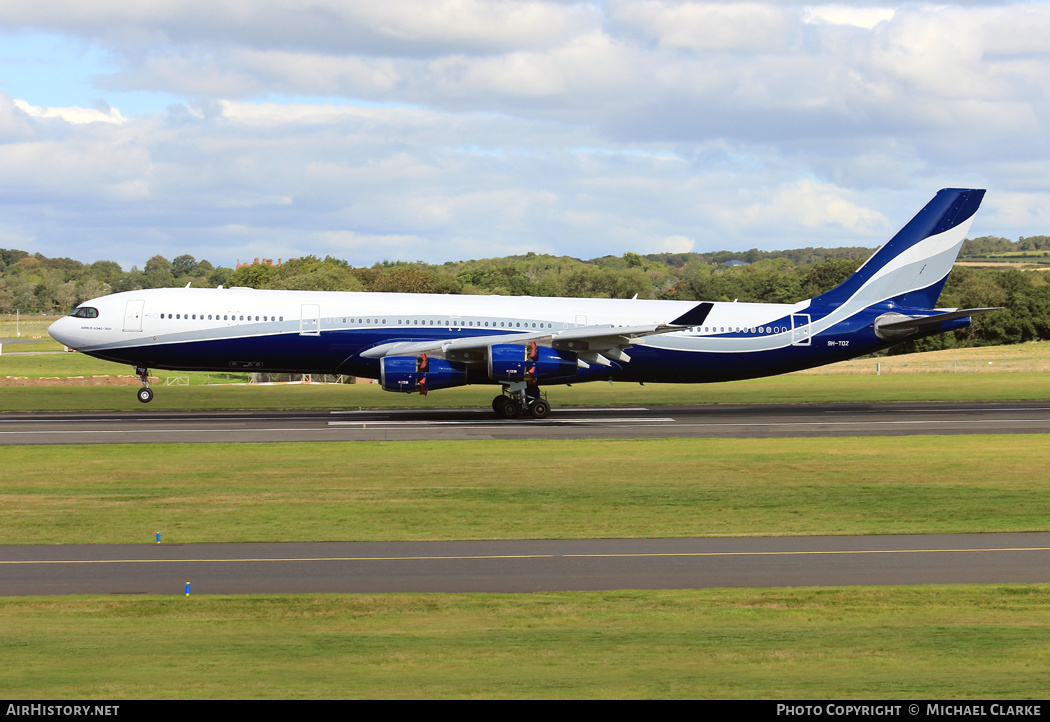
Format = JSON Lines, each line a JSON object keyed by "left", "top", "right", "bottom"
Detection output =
{"left": 135, "top": 366, "right": 154, "bottom": 403}
{"left": 492, "top": 383, "right": 551, "bottom": 419}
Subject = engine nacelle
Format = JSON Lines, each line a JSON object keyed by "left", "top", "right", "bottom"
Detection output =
{"left": 380, "top": 355, "right": 467, "bottom": 394}
{"left": 487, "top": 342, "right": 579, "bottom": 383}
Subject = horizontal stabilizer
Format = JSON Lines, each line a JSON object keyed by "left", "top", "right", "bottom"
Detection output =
{"left": 874, "top": 308, "right": 1002, "bottom": 340}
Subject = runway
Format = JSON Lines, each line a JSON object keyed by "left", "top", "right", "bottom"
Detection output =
{"left": 3, "top": 401, "right": 1050, "bottom": 444}
{"left": 3, "top": 533, "right": 1049, "bottom": 595}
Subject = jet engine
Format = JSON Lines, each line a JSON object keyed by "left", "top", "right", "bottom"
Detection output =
{"left": 380, "top": 354, "right": 467, "bottom": 394}
{"left": 487, "top": 342, "right": 579, "bottom": 383}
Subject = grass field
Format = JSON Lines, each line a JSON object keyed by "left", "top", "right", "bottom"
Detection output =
{"left": 797, "top": 340, "right": 1050, "bottom": 375}
{"left": 0, "top": 349, "right": 252, "bottom": 388}
{"left": 3, "top": 586, "right": 1049, "bottom": 699}
{"left": 0, "top": 314, "right": 58, "bottom": 340}
{"left": 4, "top": 372, "right": 1050, "bottom": 411}
{"left": 0, "top": 340, "right": 64, "bottom": 353}
{"left": 3, "top": 435, "right": 1049, "bottom": 544}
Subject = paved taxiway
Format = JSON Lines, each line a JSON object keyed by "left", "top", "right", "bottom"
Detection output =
{"left": 3, "top": 401, "right": 1050, "bottom": 444}
{"left": 3, "top": 534, "right": 1050, "bottom": 595}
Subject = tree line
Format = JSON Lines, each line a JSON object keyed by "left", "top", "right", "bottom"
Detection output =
{"left": 962, "top": 235, "right": 1050, "bottom": 257}
{"left": 3, "top": 243, "right": 1049, "bottom": 353}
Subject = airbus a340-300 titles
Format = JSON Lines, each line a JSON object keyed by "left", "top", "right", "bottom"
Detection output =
{"left": 50, "top": 188, "right": 995, "bottom": 419}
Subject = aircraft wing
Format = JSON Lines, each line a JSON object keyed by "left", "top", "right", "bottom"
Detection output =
{"left": 359, "top": 302, "right": 714, "bottom": 367}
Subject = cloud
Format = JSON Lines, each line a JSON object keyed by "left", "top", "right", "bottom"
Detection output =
{"left": 804, "top": 4, "right": 895, "bottom": 30}
{"left": 712, "top": 180, "right": 889, "bottom": 235}
{"left": 659, "top": 234, "right": 694, "bottom": 253}
{"left": 8, "top": 1, "right": 1049, "bottom": 151}
{"left": 986, "top": 191, "right": 1050, "bottom": 232}
{"left": 613, "top": 1, "right": 800, "bottom": 52}
{"left": 0, "top": 90, "right": 35, "bottom": 140}
{"left": 13, "top": 98, "right": 127, "bottom": 124}
{"left": 0, "top": 0, "right": 600, "bottom": 56}
{"left": 1, "top": 2, "right": 1050, "bottom": 269}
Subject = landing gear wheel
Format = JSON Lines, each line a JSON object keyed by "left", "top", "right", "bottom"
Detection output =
{"left": 499, "top": 398, "right": 522, "bottom": 419}
{"left": 137, "top": 387, "right": 154, "bottom": 404}
{"left": 492, "top": 395, "right": 507, "bottom": 414}
{"left": 529, "top": 399, "right": 550, "bottom": 419}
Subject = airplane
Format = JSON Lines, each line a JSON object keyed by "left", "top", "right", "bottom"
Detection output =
{"left": 49, "top": 188, "right": 995, "bottom": 419}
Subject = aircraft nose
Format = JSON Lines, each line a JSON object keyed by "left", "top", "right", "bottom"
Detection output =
{"left": 48, "top": 316, "right": 77, "bottom": 349}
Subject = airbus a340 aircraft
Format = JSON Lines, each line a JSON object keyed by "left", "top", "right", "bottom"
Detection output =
{"left": 50, "top": 188, "right": 994, "bottom": 419}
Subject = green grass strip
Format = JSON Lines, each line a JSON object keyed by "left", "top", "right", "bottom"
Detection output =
{"left": 3, "top": 436, "right": 1049, "bottom": 544}
{"left": 3, "top": 373, "right": 1050, "bottom": 412}
{"left": 3, "top": 586, "right": 1049, "bottom": 699}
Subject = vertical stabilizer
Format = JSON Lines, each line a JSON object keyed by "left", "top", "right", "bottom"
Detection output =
{"left": 811, "top": 189, "right": 985, "bottom": 311}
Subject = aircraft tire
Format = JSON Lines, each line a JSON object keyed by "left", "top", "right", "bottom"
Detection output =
{"left": 529, "top": 399, "right": 550, "bottom": 419}
{"left": 500, "top": 398, "right": 522, "bottom": 419}
{"left": 492, "top": 395, "right": 507, "bottom": 414}
{"left": 137, "top": 387, "right": 154, "bottom": 404}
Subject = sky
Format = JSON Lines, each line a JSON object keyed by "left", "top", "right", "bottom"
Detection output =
{"left": 2, "top": 1, "right": 1050, "bottom": 269}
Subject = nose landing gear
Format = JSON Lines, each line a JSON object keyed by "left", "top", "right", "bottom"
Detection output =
{"left": 135, "top": 366, "right": 154, "bottom": 403}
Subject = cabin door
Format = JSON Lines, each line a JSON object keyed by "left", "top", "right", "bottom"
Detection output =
{"left": 300, "top": 304, "right": 321, "bottom": 336}
{"left": 123, "top": 300, "right": 144, "bottom": 332}
{"left": 791, "top": 314, "right": 811, "bottom": 346}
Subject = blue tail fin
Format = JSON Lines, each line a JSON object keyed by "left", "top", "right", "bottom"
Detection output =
{"left": 811, "top": 189, "right": 985, "bottom": 310}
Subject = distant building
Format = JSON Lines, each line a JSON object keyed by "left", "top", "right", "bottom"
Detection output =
{"left": 720, "top": 259, "right": 750, "bottom": 267}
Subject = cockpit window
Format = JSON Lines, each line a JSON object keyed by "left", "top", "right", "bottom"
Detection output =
{"left": 70, "top": 307, "right": 99, "bottom": 319}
